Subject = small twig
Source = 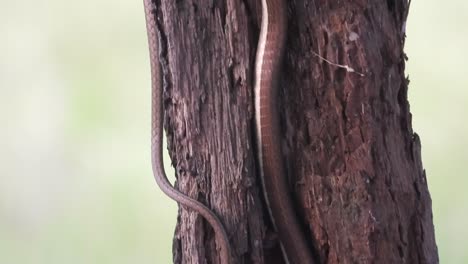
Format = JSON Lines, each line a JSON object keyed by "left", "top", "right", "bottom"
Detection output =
{"left": 312, "top": 51, "right": 365, "bottom": 77}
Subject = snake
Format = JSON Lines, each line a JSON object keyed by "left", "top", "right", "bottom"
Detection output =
{"left": 143, "top": 0, "right": 314, "bottom": 263}
{"left": 254, "top": 0, "right": 315, "bottom": 263}
{"left": 143, "top": 0, "right": 231, "bottom": 262}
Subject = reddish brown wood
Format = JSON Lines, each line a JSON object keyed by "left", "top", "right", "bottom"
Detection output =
{"left": 282, "top": 1, "right": 438, "bottom": 263}
{"left": 155, "top": 0, "right": 438, "bottom": 263}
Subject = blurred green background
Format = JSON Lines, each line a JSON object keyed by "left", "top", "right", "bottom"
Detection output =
{"left": 0, "top": 0, "right": 466, "bottom": 263}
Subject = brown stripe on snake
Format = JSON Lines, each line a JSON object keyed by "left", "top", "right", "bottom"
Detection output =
{"left": 254, "top": 0, "right": 315, "bottom": 263}
{"left": 143, "top": 0, "right": 231, "bottom": 263}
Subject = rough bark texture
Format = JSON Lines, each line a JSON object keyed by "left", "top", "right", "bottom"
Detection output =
{"left": 155, "top": 0, "right": 438, "bottom": 263}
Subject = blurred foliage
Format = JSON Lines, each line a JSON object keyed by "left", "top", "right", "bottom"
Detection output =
{"left": 0, "top": 0, "right": 466, "bottom": 263}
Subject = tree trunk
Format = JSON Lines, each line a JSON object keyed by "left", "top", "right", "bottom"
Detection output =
{"left": 154, "top": 0, "right": 438, "bottom": 263}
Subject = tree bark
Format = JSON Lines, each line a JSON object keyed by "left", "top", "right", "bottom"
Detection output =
{"left": 154, "top": 0, "right": 438, "bottom": 263}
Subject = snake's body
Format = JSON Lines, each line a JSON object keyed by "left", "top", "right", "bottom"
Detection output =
{"left": 143, "top": 1, "right": 231, "bottom": 263}
{"left": 254, "top": 0, "right": 314, "bottom": 264}
{"left": 144, "top": 0, "right": 313, "bottom": 263}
